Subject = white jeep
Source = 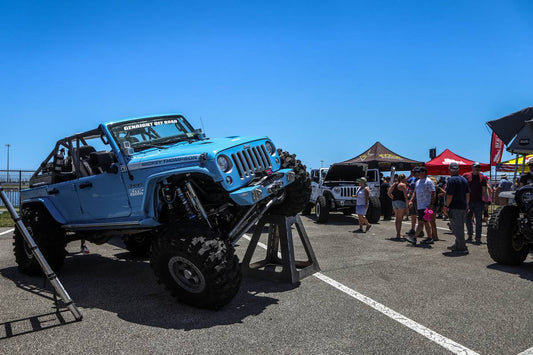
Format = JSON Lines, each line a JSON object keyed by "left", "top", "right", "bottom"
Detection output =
{"left": 302, "top": 163, "right": 381, "bottom": 223}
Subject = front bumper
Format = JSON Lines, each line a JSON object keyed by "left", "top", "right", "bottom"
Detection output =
{"left": 229, "top": 168, "right": 295, "bottom": 205}
{"left": 334, "top": 199, "right": 356, "bottom": 208}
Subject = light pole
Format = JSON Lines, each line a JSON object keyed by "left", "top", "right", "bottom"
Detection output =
{"left": 5, "top": 144, "right": 10, "bottom": 183}
{"left": 320, "top": 160, "right": 324, "bottom": 168}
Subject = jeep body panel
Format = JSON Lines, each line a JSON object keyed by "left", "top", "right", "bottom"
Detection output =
{"left": 21, "top": 114, "right": 293, "bottom": 229}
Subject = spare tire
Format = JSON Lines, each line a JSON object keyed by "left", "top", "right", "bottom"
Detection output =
{"left": 268, "top": 150, "right": 311, "bottom": 216}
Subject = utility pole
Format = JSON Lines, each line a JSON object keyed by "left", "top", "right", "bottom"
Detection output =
{"left": 5, "top": 144, "right": 10, "bottom": 183}
{"left": 320, "top": 160, "right": 324, "bottom": 168}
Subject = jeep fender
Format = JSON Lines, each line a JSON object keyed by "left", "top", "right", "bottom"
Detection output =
{"left": 20, "top": 198, "right": 67, "bottom": 225}
{"left": 141, "top": 166, "right": 217, "bottom": 218}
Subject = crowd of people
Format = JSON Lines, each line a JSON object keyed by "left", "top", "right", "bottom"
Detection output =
{"left": 369, "top": 160, "right": 521, "bottom": 255}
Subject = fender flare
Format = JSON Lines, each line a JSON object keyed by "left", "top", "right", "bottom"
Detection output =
{"left": 20, "top": 198, "right": 67, "bottom": 225}
{"left": 141, "top": 166, "right": 217, "bottom": 218}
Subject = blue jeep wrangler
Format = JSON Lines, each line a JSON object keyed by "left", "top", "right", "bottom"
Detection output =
{"left": 15, "top": 114, "right": 310, "bottom": 309}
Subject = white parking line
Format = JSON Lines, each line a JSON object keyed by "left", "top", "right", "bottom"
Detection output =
{"left": 0, "top": 228, "right": 14, "bottom": 236}
{"left": 242, "top": 234, "right": 479, "bottom": 355}
{"left": 518, "top": 347, "right": 533, "bottom": 355}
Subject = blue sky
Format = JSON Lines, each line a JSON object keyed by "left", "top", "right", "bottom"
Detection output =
{"left": 1, "top": 1, "right": 532, "bottom": 171}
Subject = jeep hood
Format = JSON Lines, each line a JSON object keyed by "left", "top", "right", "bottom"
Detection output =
{"left": 129, "top": 136, "right": 267, "bottom": 163}
{"left": 324, "top": 163, "right": 367, "bottom": 182}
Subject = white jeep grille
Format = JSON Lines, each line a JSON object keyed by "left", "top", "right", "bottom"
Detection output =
{"left": 339, "top": 186, "right": 357, "bottom": 198}
{"left": 231, "top": 145, "right": 272, "bottom": 179}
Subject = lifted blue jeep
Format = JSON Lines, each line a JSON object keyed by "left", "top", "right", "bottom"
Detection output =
{"left": 15, "top": 114, "right": 310, "bottom": 309}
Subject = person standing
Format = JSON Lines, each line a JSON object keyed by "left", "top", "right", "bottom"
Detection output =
{"left": 380, "top": 176, "right": 393, "bottom": 220}
{"left": 495, "top": 173, "right": 513, "bottom": 205}
{"left": 463, "top": 162, "right": 488, "bottom": 244}
{"left": 406, "top": 168, "right": 421, "bottom": 236}
{"left": 388, "top": 173, "right": 408, "bottom": 240}
{"left": 353, "top": 177, "right": 371, "bottom": 233}
{"left": 429, "top": 176, "right": 442, "bottom": 241}
{"left": 443, "top": 162, "right": 470, "bottom": 254}
{"left": 405, "top": 166, "right": 435, "bottom": 245}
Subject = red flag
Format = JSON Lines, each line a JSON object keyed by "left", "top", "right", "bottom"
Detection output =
{"left": 490, "top": 132, "right": 504, "bottom": 166}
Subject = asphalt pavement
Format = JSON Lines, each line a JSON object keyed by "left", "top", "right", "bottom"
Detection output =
{"left": 0, "top": 213, "right": 532, "bottom": 355}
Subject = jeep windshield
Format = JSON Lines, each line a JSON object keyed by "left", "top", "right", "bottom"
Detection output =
{"left": 109, "top": 116, "right": 198, "bottom": 152}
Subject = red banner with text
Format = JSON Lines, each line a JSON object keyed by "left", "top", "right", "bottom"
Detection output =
{"left": 490, "top": 132, "right": 504, "bottom": 166}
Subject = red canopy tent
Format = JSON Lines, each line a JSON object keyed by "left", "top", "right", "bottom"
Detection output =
{"left": 425, "top": 149, "right": 490, "bottom": 175}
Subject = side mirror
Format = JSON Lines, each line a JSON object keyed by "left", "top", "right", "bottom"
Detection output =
{"left": 195, "top": 128, "right": 206, "bottom": 140}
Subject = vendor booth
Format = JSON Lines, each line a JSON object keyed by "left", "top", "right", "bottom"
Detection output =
{"left": 340, "top": 141, "right": 424, "bottom": 170}
{"left": 425, "top": 149, "right": 490, "bottom": 175}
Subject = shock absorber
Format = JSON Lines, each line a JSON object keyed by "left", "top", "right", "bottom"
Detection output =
{"left": 161, "top": 184, "right": 177, "bottom": 209}
{"left": 176, "top": 186, "right": 197, "bottom": 220}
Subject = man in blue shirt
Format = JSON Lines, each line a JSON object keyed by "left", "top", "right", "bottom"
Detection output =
{"left": 443, "top": 162, "right": 471, "bottom": 254}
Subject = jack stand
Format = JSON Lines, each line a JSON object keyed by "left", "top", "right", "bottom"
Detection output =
{"left": 241, "top": 214, "right": 320, "bottom": 283}
{"left": 0, "top": 184, "right": 83, "bottom": 321}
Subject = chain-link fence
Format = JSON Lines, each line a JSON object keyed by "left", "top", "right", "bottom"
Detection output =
{"left": 0, "top": 170, "right": 34, "bottom": 208}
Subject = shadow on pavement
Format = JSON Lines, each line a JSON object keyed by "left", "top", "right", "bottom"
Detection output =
{"left": 0, "top": 309, "right": 77, "bottom": 340}
{"left": 0, "top": 251, "right": 296, "bottom": 331}
{"left": 305, "top": 214, "right": 368, "bottom": 226}
{"left": 486, "top": 262, "right": 533, "bottom": 282}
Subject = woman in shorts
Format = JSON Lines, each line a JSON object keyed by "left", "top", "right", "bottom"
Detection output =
{"left": 388, "top": 174, "right": 408, "bottom": 239}
{"left": 353, "top": 177, "right": 371, "bottom": 233}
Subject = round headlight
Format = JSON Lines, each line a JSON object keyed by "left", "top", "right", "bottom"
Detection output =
{"left": 217, "top": 155, "right": 232, "bottom": 173}
{"left": 265, "top": 141, "right": 275, "bottom": 155}
{"left": 333, "top": 187, "right": 341, "bottom": 194}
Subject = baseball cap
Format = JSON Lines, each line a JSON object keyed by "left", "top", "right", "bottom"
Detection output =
{"left": 502, "top": 173, "right": 507, "bottom": 178}
{"left": 357, "top": 177, "right": 367, "bottom": 184}
{"left": 472, "top": 162, "right": 481, "bottom": 167}
{"left": 527, "top": 157, "right": 533, "bottom": 165}
{"left": 449, "top": 162, "right": 460, "bottom": 171}
{"left": 418, "top": 166, "right": 427, "bottom": 173}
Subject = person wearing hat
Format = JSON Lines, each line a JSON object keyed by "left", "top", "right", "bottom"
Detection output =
{"left": 463, "top": 162, "right": 488, "bottom": 244}
{"left": 518, "top": 157, "right": 533, "bottom": 188}
{"left": 495, "top": 173, "right": 513, "bottom": 205}
{"left": 443, "top": 162, "right": 470, "bottom": 254}
{"left": 352, "top": 177, "right": 371, "bottom": 233}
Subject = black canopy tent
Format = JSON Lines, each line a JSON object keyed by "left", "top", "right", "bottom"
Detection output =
{"left": 487, "top": 107, "right": 533, "bottom": 154}
{"left": 340, "top": 141, "right": 424, "bottom": 171}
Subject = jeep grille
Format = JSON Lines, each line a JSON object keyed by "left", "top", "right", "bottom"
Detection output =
{"left": 231, "top": 145, "right": 272, "bottom": 179}
{"left": 340, "top": 187, "right": 357, "bottom": 197}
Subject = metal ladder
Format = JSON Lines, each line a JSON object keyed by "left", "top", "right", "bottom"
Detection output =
{"left": 0, "top": 184, "right": 83, "bottom": 321}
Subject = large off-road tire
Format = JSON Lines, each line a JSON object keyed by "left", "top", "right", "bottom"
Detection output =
{"left": 315, "top": 196, "right": 329, "bottom": 223}
{"left": 150, "top": 223, "right": 241, "bottom": 309}
{"left": 13, "top": 205, "right": 67, "bottom": 276}
{"left": 268, "top": 150, "right": 311, "bottom": 216}
{"left": 487, "top": 206, "right": 529, "bottom": 265}
{"left": 366, "top": 196, "right": 381, "bottom": 224}
{"left": 123, "top": 232, "right": 153, "bottom": 257}
{"left": 301, "top": 203, "right": 313, "bottom": 216}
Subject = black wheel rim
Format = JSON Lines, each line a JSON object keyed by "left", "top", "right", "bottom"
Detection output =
{"left": 168, "top": 256, "right": 206, "bottom": 293}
